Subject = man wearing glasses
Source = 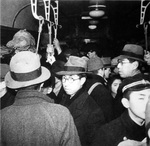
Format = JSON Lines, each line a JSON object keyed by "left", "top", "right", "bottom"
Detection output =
{"left": 56, "top": 56, "right": 106, "bottom": 146}
{"left": 114, "top": 44, "right": 150, "bottom": 118}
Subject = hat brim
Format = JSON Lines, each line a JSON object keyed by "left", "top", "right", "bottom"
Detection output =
{"left": 5, "top": 66, "right": 51, "bottom": 89}
{"left": 104, "top": 65, "right": 115, "bottom": 68}
{"left": 118, "top": 55, "right": 145, "bottom": 63}
{"left": 56, "top": 71, "right": 87, "bottom": 76}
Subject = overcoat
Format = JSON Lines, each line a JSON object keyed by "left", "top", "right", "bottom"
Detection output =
{"left": 60, "top": 87, "right": 106, "bottom": 146}
{"left": 85, "top": 74, "right": 114, "bottom": 122}
{"left": 91, "top": 111, "right": 146, "bottom": 146}
{"left": 1, "top": 89, "right": 81, "bottom": 146}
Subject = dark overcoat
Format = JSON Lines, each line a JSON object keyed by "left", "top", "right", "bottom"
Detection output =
{"left": 60, "top": 87, "right": 106, "bottom": 146}
{"left": 85, "top": 74, "right": 114, "bottom": 122}
{"left": 114, "top": 73, "right": 150, "bottom": 118}
{"left": 91, "top": 111, "right": 146, "bottom": 146}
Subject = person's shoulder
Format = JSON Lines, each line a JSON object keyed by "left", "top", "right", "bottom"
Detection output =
{"left": 45, "top": 103, "right": 70, "bottom": 114}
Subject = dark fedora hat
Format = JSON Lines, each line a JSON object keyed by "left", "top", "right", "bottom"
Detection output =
{"left": 56, "top": 56, "right": 88, "bottom": 75}
{"left": 118, "top": 44, "right": 145, "bottom": 62}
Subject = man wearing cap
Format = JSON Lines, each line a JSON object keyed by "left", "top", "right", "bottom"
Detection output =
{"left": 85, "top": 56, "right": 114, "bottom": 122}
{"left": 113, "top": 44, "right": 150, "bottom": 118}
{"left": 0, "top": 51, "right": 81, "bottom": 146}
{"left": 118, "top": 98, "right": 150, "bottom": 146}
{"left": 91, "top": 78, "right": 150, "bottom": 146}
{"left": 56, "top": 55, "right": 106, "bottom": 146}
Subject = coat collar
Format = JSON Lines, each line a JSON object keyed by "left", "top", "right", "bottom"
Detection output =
{"left": 120, "top": 111, "right": 146, "bottom": 138}
{"left": 14, "top": 89, "right": 54, "bottom": 105}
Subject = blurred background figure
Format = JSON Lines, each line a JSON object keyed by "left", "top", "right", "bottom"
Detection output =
{"left": 81, "top": 42, "right": 101, "bottom": 59}
{"left": 39, "top": 73, "right": 56, "bottom": 103}
{"left": 0, "top": 63, "right": 16, "bottom": 109}
{"left": 101, "top": 57, "right": 113, "bottom": 82}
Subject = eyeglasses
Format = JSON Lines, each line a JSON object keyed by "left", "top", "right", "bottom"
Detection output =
{"left": 62, "top": 75, "right": 81, "bottom": 83}
{"left": 118, "top": 59, "right": 131, "bottom": 65}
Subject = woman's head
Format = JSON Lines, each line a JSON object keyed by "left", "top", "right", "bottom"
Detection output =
{"left": 108, "top": 75, "right": 122, "bottom": 98}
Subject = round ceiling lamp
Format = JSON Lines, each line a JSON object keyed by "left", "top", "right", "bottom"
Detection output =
{"left": 89, "top": 20, "right": 99, "bottom": 25}
{"left": 89, "top": 5, "right": 106, "bottom": 18}
{"left": 88, "top": 25, "right": 97, "bottom": 29}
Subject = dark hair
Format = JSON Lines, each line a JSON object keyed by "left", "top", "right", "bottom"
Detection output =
{"left": 123, "top": 85, "right": 150, "bottom": 99}
{"left": 123, "top": 90, "right": 132, "bottom": 100}
{"left": 127, "top": 58, "right": 143, "bottom": 71}
{"left": 42, "top": 75, "right": 55, "bottom": 89}
{"left": 107, "top": 75, "right": 122, "bottom": 91}
{"left": 78, "top": 73, "right": 87, "bottom": 78}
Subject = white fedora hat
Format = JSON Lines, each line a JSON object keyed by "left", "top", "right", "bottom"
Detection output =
{"left": 5, "top": 51, "right": 50, "bottom": 89}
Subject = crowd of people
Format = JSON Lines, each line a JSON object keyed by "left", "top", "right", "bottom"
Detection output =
{"left": 0, "top": 29, "right": 150, "bottom": 146}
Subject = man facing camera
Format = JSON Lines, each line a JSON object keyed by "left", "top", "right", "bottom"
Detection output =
{"left": 56, "top": 56, "right": 106, "bottom": 146}
{"left": 92, "top": 78, "right": 150, "bottom": 146}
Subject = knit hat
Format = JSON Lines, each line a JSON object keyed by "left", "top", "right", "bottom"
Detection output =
{"left": 87, "top": 56, "right": 103, "bottom": 72}
{"left": 6, "top": 29, "right": 36, "bottom": 52}
{"left": 118, "top": 44, "right": 145, "bottom": 62}
{"left": 56, "top": 56, "right": 88, "bottom": 75}
{"left": 5, "top": 51, "right": 50, "bottom": 89}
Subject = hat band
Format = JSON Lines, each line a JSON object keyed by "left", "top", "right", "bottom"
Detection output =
{"left": 10, "top": 67, "right": 42, "bottom": 81}
{"left": 122, "top": 51, "right": 143, "bottom": 60}
{"left": 104, "top": 64, "right": 111, "bottom": 67}
{"left": 64, "top": 66, "right": 86, "bottom": 72}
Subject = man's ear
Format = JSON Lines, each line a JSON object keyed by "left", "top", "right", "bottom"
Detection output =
{"left": 39, "top": 83, "right": 44, "bottom": 92}
{"left": 132, "top": 61, "right": 139, "bottom": 69}
{"left": 121, "top": 98, "right": 129, "bottom": 108}
{"left": 80, "top": 77, "right": 86, "bottom": 86}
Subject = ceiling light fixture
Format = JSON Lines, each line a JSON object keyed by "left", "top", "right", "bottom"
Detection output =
{"left": 88, "top": 25, "right": 97, "bottom": 29}
{"left": 89, "top": 20, "right": 99, "bottom": 25}
{"left": 89, "top": 5, "right": 106, "bottom": 18}
{"left": 81, "top": 16, "right": 92, "bottom": 20}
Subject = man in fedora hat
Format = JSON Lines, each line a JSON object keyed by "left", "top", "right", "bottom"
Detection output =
{"left": 0, "top": 51, "right": 81, "bottom": 146}
{"left": 56, "top": 55, "right": 106, "bottom": 146}
{"left": 92, "top": 78, "right": 150, "bottom": 146}
{"left": 113, "top": 44, "right": 150, "bottom": 118}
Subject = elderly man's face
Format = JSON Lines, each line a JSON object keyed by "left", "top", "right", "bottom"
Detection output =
{"left": 62, "top": 75, "right": 85, "bottom": 97}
